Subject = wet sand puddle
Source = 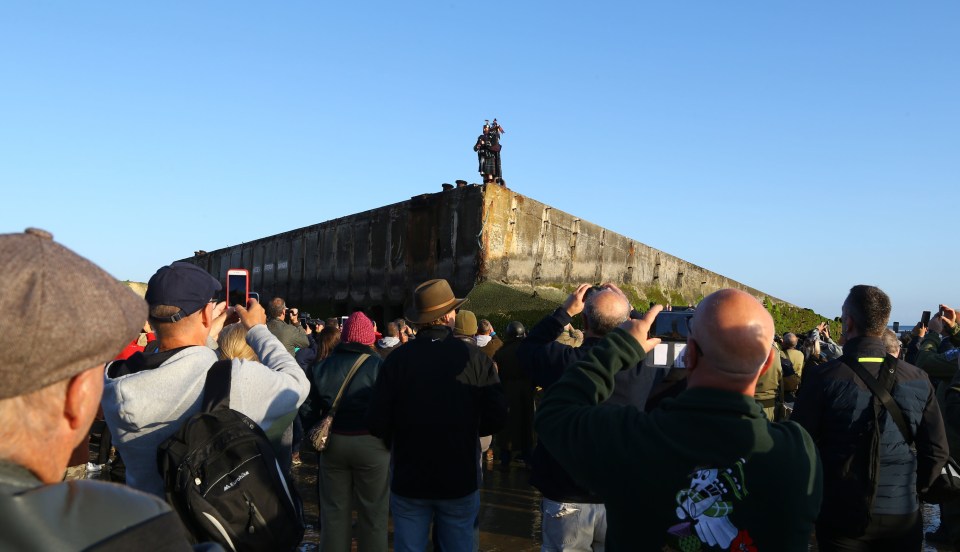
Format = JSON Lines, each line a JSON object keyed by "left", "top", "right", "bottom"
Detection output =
{"left": 293, "top": 453, "right": 541, "bottom": 551}
{"left": 80, "top": 445, "right": 951, "bottom": 552}
{"left": 291, "top": 451, "right": 952, "bottom": 552}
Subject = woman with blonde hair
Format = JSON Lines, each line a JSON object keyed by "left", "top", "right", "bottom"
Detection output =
{"left": 217, "top": 322, "right": 258, "bottom": 361}
{"left": 214, "top": 321, "right": 302, "bottom": 472}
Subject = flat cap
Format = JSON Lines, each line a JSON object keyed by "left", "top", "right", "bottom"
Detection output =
{"left": 0, "top": 228, "right": 147, "bottom": 399}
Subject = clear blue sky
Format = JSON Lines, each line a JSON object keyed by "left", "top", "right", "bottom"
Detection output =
{"left": 2, "top": 2, "right": 957, "bottom": 327}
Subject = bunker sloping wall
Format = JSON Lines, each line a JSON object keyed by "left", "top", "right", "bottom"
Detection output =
{"left": 477, "top": 185, "right": 787, "bottom": 306}
{"left": 183, "top": 183, "right": 789, "bottom": 324}
{"left": 184, "top": 186, "right": 486, "bottom": 320}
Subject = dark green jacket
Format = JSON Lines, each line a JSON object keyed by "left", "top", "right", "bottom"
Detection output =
{"left": 0, "top": 461, "right": 216, "bottom": 551}
{"left": 302, "top": 342, "right": 382, "bottom": 434}
{"left": 266, "top": 319, "right": 309, "bottom": 356}
{"left": 916, "top": 324, "right": 960, "bottom": 382}
{"left": 535, "top": 328, "right": 823, "bottom": 552}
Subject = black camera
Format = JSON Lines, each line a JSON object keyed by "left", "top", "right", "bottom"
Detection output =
{"left": 583, "top": 284, "right": 605, "bottom": 302}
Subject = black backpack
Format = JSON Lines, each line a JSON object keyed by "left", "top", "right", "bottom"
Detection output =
{"left": 157, "top": 360, "right": 304, "bottom": 551}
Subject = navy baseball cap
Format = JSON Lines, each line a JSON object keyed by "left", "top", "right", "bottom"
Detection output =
{"left": 145, "top": 262, "right": 221, "bottom": 322}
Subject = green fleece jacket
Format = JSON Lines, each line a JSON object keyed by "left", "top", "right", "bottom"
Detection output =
{"left": 535, "top": 328, "right": 823, "bottom": 552}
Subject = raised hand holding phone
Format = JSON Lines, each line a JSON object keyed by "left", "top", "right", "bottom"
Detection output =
{"left": 940, "top": 304, "right": 957, "bottom": 328}
{"left": 618, "top": 304, "right": 663, "bottom": 353}
{"left": 236, "top": 298, "right": 267, "bottom": 329}
{"left": 226, "top": 268, "right": 249, "bottom": 308}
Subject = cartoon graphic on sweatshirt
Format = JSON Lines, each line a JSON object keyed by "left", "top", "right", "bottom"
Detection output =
{"left": 666, "top": 458, "right": 751, "bottom": 552}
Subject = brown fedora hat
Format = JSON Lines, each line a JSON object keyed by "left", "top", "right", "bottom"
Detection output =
{"left": 405, "top": 279, "right": 468, "bottom": 324}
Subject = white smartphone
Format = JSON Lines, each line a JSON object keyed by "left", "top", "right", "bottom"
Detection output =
{"left": 226, "top": 268, "right": 250, "bottom": 307}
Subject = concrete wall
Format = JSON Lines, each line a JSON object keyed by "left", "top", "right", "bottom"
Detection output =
{"left": 185, "top": 186, "right": 486, "bottom": 322}
{"left": 182, "top": 183, "right": 788, "bottom": 322}
{"left": 478, "top": 185, "right": 785, "bottom": 305}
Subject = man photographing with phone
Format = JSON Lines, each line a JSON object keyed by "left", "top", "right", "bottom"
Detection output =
{"left": 535, "top": 288, "right": 823, "bottom": 551}
{"left": 911, "top": 303, "right": 960, "bottom": 547}
{"left": 101, "top": 262, "right": 310, "bottom": 496}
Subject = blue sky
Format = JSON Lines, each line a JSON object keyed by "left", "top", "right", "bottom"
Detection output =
{"left": 2, "top": 2, "right": 957, "bottom": 327}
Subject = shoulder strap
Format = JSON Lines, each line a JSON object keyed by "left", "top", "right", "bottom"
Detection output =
{"left": 328, "top": 354, "right": 370, "bottom": 416}
{"left": 843, "top": 354, "right": 913, "bottom": 444}
{"left": 201, "top": 359, "right": 234, "bottom": 412}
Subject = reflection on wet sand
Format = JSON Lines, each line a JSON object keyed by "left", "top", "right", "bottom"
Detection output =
{"left": 292, "top": 450, "right": 951, "bottom": 552}
{"left": 294, "top": 453, "right": 541, "bottom": 551}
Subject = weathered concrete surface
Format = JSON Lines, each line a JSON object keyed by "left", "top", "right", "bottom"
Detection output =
{"left": 181, "top": 184, "right": 789, "bottom": 323}
{"left": 479, "top": 184, "right": 781, "bottom": 305}
{"left": 184, "top": 188, "right": 485, "bottom": 323}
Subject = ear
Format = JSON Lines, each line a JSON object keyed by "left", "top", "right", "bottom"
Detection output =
{"left": 757, "top": 347, "right": 775, "bottom": 378}
{"left": 200, "top": 302, "right": 216, "bottom": 329}
{"left": 444, "top": 310, "right": 457, "bottom": 325}
{"left": 63, "top": 365, "right": 104, "bottom": 436}
{"left": 685, "top": 337, "right": 700, "bottom": 373}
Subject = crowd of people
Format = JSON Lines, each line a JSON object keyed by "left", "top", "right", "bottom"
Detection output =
{"left": 3, "top": 227, "right": 960, "bottom": 552}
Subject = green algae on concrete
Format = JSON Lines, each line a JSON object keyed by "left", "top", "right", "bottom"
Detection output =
{"left": 466, "top": 281, "right": 838, "bottom": 338}
{"left": 465, "top": 282, "right": 568, "bottom": 333}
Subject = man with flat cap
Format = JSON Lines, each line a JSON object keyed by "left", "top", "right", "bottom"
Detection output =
{"left": 535, "top": 289, "right": 823, "bottom": 551}
{"left": 368, "top": 279, "right": 507, "bottom": 552}
{"left": 101, "top": 261, "right": 310, "bottom": 497}
{"left": 0, "top": 228, "right": 216, "bottom": 550}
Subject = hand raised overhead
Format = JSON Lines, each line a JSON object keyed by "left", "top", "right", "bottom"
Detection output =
{"left": 617, "top": 304, "right": 663, "bottom": 354}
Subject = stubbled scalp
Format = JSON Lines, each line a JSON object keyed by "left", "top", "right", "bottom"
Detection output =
{"left": 692, "top": 289, "right": 774, "bottom": 382}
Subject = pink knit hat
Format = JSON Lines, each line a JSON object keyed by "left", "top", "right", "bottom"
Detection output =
{"left": 342, "top": 312, "right": 375, "bottom": 346}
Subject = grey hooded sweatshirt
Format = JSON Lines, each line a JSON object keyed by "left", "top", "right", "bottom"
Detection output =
{"left": 101, "top": 324, "right": 310, "bottom": 497}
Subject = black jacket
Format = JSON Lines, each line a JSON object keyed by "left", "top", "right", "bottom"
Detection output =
{"left": 792, "top": 336, "right": 948, "bottom": 531}
{"left": 517, "top": 307, "right": 667, "bottom": 503}
{"left": 367, "top": 325, "right": 507, "bottom": 499}
{"left": 295, "top": 334, "right": 318, "bottom": 372}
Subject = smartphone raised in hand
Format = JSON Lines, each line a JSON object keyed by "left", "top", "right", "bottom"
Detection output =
{"left": 921, "top": 310, "right": 932, "bottom": 328}
{"left": 226, "top": 268, "right": 250, "bottom": 308}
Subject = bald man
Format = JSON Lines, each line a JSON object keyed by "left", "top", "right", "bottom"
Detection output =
{"left": 783, "top": 332, "right": 805, "bottom": 378}
{"left": 535, "top": 289, "right": 823, "bottom": 551}
{"left": 518, "top": 283, "right": 671, "bottom": 551}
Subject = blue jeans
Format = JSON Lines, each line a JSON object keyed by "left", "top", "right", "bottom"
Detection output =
{"left": 391, "top": 491, "right": 480, "bottom": 552}
{"left": 540, "top": 498, "right": 606, "bottom": 552}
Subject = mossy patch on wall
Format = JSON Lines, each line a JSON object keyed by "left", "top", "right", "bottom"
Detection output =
{"left": 466, "top": 281, "right": 837, "bottom": 338}
{"left": 465, "top": 282, "right": 569, "bottom": 333}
